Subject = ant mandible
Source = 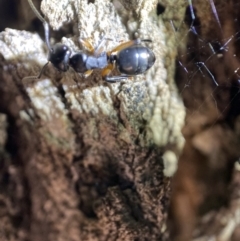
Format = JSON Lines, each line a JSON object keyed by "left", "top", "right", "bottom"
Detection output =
{"left": 25, "top": 0, "right": 156, "bottom": 83}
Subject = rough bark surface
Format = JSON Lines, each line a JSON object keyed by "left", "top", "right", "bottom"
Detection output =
{"left": 1, "top": 0, "right": 240, "bottom": 241}
{"left": 0, "top": 0, "right": 185, "bottom": 241}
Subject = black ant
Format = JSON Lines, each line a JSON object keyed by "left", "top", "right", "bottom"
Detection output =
{"left": 25, "top": 0, "right": 156, "bottom": 83}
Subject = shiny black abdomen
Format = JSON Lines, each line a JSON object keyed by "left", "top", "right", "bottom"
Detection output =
{"left": 116, "top": 45, "right": 155, "bottom": 75}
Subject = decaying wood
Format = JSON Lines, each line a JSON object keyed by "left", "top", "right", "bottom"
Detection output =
{"left": 1, "top": 0, "right": 240, "bottom": 241}
{"left": 0, "top": 0, "right": 186, "bottom": 240}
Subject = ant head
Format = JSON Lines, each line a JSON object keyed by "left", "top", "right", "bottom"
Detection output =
{"left": 69, "top": 52, "right": 88, "bottom": 73}
{"left": 48, "top": 43, "right": 71, "bottom": 72}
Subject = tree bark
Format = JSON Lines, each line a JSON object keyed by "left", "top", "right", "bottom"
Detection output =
{"left": 0, "top": 0, "right": 186, "bottom": 240}
{"left": 1, "top": 1, "right": 240, "bottom": 241}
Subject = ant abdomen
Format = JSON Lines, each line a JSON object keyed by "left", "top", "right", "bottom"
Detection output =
{"left": 116, "top": 45, "right": 155, "bottom": 75}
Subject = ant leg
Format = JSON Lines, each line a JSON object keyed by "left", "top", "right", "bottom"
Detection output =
{"left": 80, "top": 39, "right": 95, "bottom": 54}
{"left": 94, "top": 37, "right": 107, "bottom": 56}
{"left": 104, "top": 75, "right": 128, "bottom": 83}
{"left": 108, "top": 39, "right": 153, "bottom": 55}
{"left": 22, "top": 62, "right": 49, "bottom": 84}
{"left": 37, "top": 62, "right": 50, "bottom": 78}
{"left": 81, "top": 37, "right": 111, "bottom": 56}
{"left": 141, "top": 39, "right": 152, "bottom": 43}
{"left": 94, "top": 36, "right": 114, "bottom": 55}
{"left": 83, "top": 69, "right": 93, "bottom": 78}
{"left": 108, "top": 39, "right": 141, "bottom": 55}
{"left": 108, "top": 38, "right": 153, "bottom": 55}
{"left": 101, "top": 64, "right": 128, "bottom": 82}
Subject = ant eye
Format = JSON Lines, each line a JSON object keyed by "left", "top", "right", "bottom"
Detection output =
{"left": 156, "top": 3, "right": 165, "bottom": 15}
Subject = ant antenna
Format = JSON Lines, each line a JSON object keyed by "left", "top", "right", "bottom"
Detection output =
{"left": 23, "top": 0, "right": 71, "bottom": 82}
{"left": 27, "top": 0, "right": 51, "bottom": 51}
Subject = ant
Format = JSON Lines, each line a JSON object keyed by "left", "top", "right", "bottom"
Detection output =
{"left": 25, "top": 0, "right": 156, "bottom": 83}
